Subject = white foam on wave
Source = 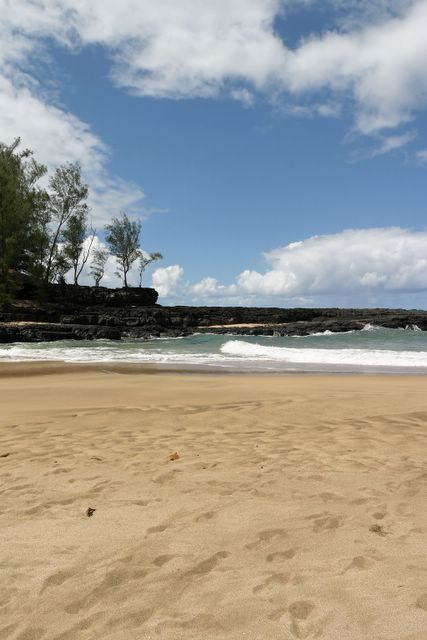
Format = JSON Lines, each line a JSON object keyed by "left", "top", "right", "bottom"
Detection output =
{"left": 0, "top": 344, "right": 222, "bottom": 365}
{"left": 220, "top": 340, "right": 427, "bottom": 368}
{"left": 1, "top": 332, "right": 427, "bottom": 372}
{"left": 307, "top": 329, "right": 357, "bottom": 337}
{"left": 310, "top": 329, "right": 334, "bottom": 336}
{"left": 361, "top": 323, "right": 381, "bottom": 332}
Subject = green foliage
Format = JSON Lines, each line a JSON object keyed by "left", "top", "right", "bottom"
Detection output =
{"left": 90, "top": 247, "right": 109, "bottom": 287}
{"left": 0, "top": 137, "right": 162, "bottom": 300}
{"left": 105, "top": 213, "right": 142, "bottom": 287}
{"left": 137, "top": 251, "right": 163, "bottom": 287}
{"left": 63, "top": 213, "right": 95, "bottom": 285}
{"left": 45, "top": 163, "right": 89, "bottom": 283}
{"left": 0, "top": 138, "right": 48, "bottom": 293}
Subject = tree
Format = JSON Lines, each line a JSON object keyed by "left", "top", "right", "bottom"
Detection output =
{"left": 137, "top": 251, "right": 163, "bottom": 287}
{"left": 45, "top": 162, "right": 89, "bottom": 283}
{"left": 90, "top": 248, "right": 109, "bottom": 287}
{"left": 105, "top": 213, "right": 141, "bottom": 287}
{"left": 63, "top": 213, "right": 95, "bottom": 285}
{"left": 26, "top": 202, "right": 51, "bottom": 283}
{"left": 0, "top": 138, "right": 48, "bottom": 288}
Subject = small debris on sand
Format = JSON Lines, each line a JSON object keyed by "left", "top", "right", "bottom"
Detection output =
{"left": 168, "top": 452, "right": 180, "bottom": 461}
{"left": 86, "top": 507, "right": 96, "bottom": 518}
{"left": 370, "top": 524, "right": 390, "bottom": 536}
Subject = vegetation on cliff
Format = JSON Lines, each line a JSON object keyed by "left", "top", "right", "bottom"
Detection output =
{"left": 0, "top": 139, "right": 161, "bottom": 301}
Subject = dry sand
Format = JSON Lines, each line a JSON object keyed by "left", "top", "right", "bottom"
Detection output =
{"left": 1, "top": 365, "right": 427, "bottom": 639}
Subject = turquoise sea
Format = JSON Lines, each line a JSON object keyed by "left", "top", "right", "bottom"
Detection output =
{"left": 1, "top": 325, "right": 427, "bottom": 373}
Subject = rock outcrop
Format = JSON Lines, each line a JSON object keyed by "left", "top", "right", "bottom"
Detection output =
{"left": 1, "top": 285, "right": 427, "bottom": 343}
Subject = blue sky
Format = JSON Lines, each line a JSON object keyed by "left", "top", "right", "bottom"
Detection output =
{"left": 1, "top": 1, "right": 427, "bottom": 307}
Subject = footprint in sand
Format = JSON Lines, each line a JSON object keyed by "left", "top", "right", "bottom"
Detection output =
{"left": 245, "top": 529, "right": 288, "bottom": 551}
{"left": 196, "top": 510, "right": 216, "bottom": 522}
{"left": 266, "top": 549, "right": 296, "bottom": 563}
{"left": 343, "top": 555, "right": 376, "bottom": 573}
{"left": 287, "top": 600, "right": 327, "bottom": 638}
{"left": 40, "top": 568, "right": 75, "bottom": 593}
{"left": 64, "top": 565, "right": 149, "bottom": 615}
{"left": 317, "top": 491, "right": 342, "bottom": 503}
{"left": 190, "top": 551, "right": 229, "bottom": 576}
{"left": 372, "top": 511, "right": 386, "bottom": 520}
{"left": 289, "top": 600, "right": 315, "bottom": 620}
{"left": 312, "top": 515, "right": 344, "bottom": 532}
{"left": 146, "top": 524, "right": 167, "bottom": 534}
{"left": 153, "top": 554, "right": 176, "bottom": 567}
{"left": 252, "top": 572, "right": 290, "bottom": 594}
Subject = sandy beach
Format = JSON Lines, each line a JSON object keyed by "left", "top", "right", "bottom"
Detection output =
{"left": 1, "top": 365, "right": 427, "bottom": 639}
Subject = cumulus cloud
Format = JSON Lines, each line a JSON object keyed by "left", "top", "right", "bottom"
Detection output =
{"left": 0, "top": 76, "right": 146, "bottom": 227}
{"left": 281, "top": 1, "right": 427, "bottom": 134}
{"left": 238, "top": 228, "right": 427, "bottom": 295}
{"left": 150, "top": 228, "right": 427, "bottom": 306}
{"left": 0, "top": 3, "right": 146, "bottom": 226}
{"left": 71, "top": 227, "right": 427, "bottom": 307}
{"left": 2, "top": 0, "right": 427, "bottom": 156}
{"left": 151, "top": 265, "right": 185, "bottom": 297}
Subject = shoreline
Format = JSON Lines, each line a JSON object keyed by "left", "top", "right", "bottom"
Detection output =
{"left": 1, "top": 360, "right": 427, "bottom": 378}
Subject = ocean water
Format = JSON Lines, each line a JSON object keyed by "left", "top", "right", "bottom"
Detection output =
{"left": 1, "top": 325, "right": 427, "bottom": 373}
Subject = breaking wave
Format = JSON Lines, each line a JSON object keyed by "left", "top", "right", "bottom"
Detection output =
{"left": 220, "top": 340, "right": 427, "bottom": 368}
{"left": 1, "top": 329, "right": 427, "bottom": 372}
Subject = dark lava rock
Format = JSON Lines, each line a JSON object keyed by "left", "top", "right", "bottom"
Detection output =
{"left": 1, "top": 286, "right": 427, "bottom": 343}
{"left": 43, "top": 284, "right": 158, "bottom": 307}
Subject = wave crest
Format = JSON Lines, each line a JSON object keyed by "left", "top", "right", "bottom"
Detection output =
{"left": 220, "top": 340, "right": 427, "bottom": 368}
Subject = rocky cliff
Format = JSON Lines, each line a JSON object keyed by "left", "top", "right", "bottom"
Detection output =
{"left": 1, "top": 284, "right": 426, "bottom": 342}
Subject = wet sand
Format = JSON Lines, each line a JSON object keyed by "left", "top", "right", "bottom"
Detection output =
{"left": 1, "top": 365, "right": 427, "bottom": 639}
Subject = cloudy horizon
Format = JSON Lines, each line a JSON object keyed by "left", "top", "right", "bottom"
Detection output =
{"left": 1, "top": 0, "right": 427, "bottom": 307}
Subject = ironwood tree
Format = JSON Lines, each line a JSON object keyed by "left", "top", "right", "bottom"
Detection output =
{"left": 105, "top": 213, "right": 142, "bottom": 287}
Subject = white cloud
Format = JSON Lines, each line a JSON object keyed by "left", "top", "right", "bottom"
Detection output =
{"left": 416, "top": 149, "right": 427, "bottom": 163}
{"left": 0, "top": 4, "right": 147, "bottom": 226}
{"left": 70, "top": 227, "right": 427, "bottom": 307}
{"left": 151, "top": 228, "right": 427, "bottom": 306}
{"left": 0, "top": 77, "right": 146, "bottom": 225}
{"left": 229, "top": 88, "right": 255, "bottom": 107}
{"left": 87, "top": 176, "right": 146, "bottom": 228}
{"left": 0, "top": 76, "right": 105, "bottom": 173}
{"left": 239, "top": 228, "right": 427, "bottom": 295}
{"left": 281, "top": 1, "right": 427, "bottom": 134}
{"left": 371, "top": 131, "right": 416, "bottom": 156}
{"left": 2, "top": 0, "right": 427, "bottom": 152}
{"left": 284, "top": 101, "right": 342, "bottom": 118}
{"left": 152, "top": 265, "right": 185, "bottom": 297}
